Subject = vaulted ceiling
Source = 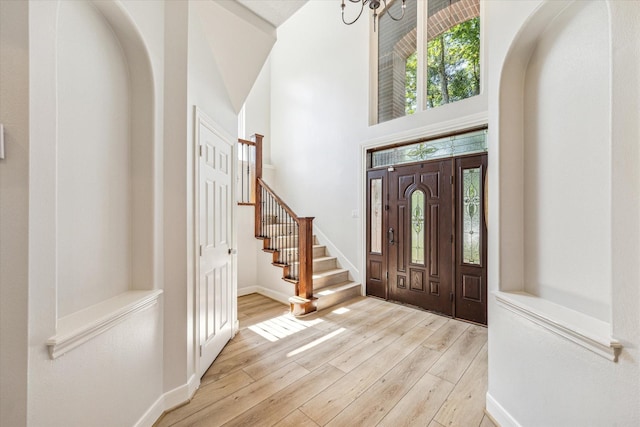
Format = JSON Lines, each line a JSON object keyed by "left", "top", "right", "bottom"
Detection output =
{"left": 236, "top": 0, "right": 308, "bottom": 28}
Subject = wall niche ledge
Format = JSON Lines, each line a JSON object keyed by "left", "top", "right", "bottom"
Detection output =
{"left": 494, "top": 291, "right": 622, "bottom": 362}
{"left": 46, "top": 290, "right": 163, "bottom": 359}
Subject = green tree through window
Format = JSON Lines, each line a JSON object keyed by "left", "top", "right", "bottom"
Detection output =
{"left": 427, "top": 17, "right": 480, "bottom": 108}
{"left": 376, "top": 0, "right": 480, "bottom": 123}
{"left": 406, "top": 52, "right": 417, "bottom": 115}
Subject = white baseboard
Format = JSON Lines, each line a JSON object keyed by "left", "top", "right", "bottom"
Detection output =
{"left": 135, "top": 374, "right": 200, "bottom": 427}
{"left": 238, "top": 285, "right": 290, "bottom": 305}
{"left": 486, "top": 392, "right": 521, "bottom": 427}
{"left": 134, "top": 394, "right": 165, "bottom": 427}
{"left": 238, "top": 285, "right": 259, "bottom": 296}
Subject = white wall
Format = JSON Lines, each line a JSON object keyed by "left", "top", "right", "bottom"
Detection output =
{"left": 56, "top": 0, "right": 132, "bottom": 316}
{"left": 26, "top": 1, "right": 166, "bottom": 425}
{"left": 487, "top": 0, "right": 640, "bottom": 425}
{"left": 162, "top": 0, "right": 191, "bottom": 400}
{"left": 194, "top": 0, "right": 277, "bottom": 113}
{"left": 265, "top": 0, "right": 639, "bottom": 425}
{"left": 0, "top": 1, "right": 29, "bottom": 425}
{"left": 244, "top": 58, "right": 273, "bottom": 163}
{"left": 237, "top": 59, "right": 276, "bottom": 296}
{"left": 162, "top": 0, "right": 277, "bottom": 404}
{"left": 2, "top": 0, "right": 277, "bottom": 425}
{"left": 522, "top": 0, "right": 611, "bottom": 322}
{"left": 268, "top": 0, "right": 488, "bottom": 278}
{"left": 187, "top": 0, "right": 241, "bottom": 381}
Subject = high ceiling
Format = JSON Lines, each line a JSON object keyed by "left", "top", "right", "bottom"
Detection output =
{"left": 236, "top": 0, "right": 308, "bottom": 28}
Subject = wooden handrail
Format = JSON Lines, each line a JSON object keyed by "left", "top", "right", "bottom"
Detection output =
{"left": 257, "top": 178, "right": 301, "bottom": 225}
{"left": 237, "top": 138, "right": 257, "bottom": 146}
{"left": 241, "top": 132, "right": 315, "bottom": 315}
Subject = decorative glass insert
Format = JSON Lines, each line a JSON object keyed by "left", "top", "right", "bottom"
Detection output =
{"left": 370, "top": 129, "right": 486, "bottom": 168}
{"left": 462, "top": 167, "right": 481, "bottom": 264}
{"left": 370, "top": 178, "right": 383, "bottom": 254}
{"left": 411, "top": 190, "right": 425, "bottom": 264}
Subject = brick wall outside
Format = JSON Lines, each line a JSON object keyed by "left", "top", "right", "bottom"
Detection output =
{"left": 378, "top": 0, "right": 417, "bottom": 122}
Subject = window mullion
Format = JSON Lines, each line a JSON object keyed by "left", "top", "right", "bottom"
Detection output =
{"left": 416, "top": 0, "right": 427, "bottom": 114}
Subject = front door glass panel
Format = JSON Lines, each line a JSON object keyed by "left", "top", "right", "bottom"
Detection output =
{"left": 462, "top": 167, "right": 481, "bottom": 265}
{"left": 370, "top": 178, "right": 383, "bottom": 254}
{"left": 411, "top": 190, "right": 425, "bottom": 264}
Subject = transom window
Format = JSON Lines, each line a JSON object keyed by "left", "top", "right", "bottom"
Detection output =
{"left": 376, "top": 0, "right": 481, "bottom": 124}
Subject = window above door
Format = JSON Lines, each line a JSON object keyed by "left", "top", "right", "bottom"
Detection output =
{"left": 373, "top": 0, "right": 481, "bottom": 124}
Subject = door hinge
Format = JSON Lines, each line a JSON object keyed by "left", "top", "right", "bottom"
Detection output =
{"left": 450, "top": 175, "right": 454, "bottom": 185}
{"left": 199, "top": 145, "right": 204, "bottom": 157}
{"left": 451, "top": 234, "right": 454, "bottom": 243}
{"left": 199, "top": 245, "right": 203, "bottom": 256}
{"left": 450, "top": 293, "right": 454, "bottom": 302}
{"left": 386, "top": 271, "right": 389, "bottom": 280}
{"left": 199, "top": 345, "right": 203, "bottom": 357}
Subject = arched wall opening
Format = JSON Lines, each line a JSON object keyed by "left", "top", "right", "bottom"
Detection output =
{"left": 497, "top": 0, "right": 612, "bottom": 322}
{"left": 56, "top": 0, "right": 155, "bottom": 317}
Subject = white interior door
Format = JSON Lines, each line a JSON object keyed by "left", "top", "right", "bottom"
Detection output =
{"left": 197, "top": 113, "right": 233, "bottom": 377}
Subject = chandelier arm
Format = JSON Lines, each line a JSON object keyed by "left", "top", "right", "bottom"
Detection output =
{"left": 342, "top": 0, "right": 367, "bottom": 25}
{"left": 381, "top": 0, "right": 406, "bottom": 22}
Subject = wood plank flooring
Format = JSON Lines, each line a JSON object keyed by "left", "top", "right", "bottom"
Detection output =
{"left": 155, "top": 294, "right": 495, "bottom": 427}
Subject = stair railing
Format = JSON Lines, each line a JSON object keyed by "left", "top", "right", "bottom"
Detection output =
{"left": 237, "top": 134, "right": 316, "bottom": 315}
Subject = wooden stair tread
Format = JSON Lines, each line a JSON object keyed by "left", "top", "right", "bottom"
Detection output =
{"left": 314, "top": 281, "right": 360, "bottom": 296}
{"left": 312, "top": 267, "right": 348, "bottom": 279}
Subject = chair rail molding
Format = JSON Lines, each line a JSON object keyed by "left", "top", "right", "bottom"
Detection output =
{"left": 46, "top": 290, "right": 163, "bottom": 359}
{"left": 494, "top": 291, "right": 622, "bottom": 362}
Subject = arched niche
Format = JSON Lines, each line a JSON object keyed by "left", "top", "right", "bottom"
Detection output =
{"left": 56, "top": 0, "right": 155, "bottom": 317}
{"left": 497, "top": 0, "right": 612, "bottom": 322}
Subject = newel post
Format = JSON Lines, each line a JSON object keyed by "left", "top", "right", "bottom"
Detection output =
{"left": 289, "top": 217, "right": 317, "bottom": 316}
{"left": 253, "top": 134, "right": 263, "bottom": 237}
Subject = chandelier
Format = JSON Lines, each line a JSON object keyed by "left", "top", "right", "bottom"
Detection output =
{"left": 341, "top": 0, "right": 407, "bottom": 31}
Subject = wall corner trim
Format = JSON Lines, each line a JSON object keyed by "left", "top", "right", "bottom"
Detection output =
{"left": 46, "top": 290, "right": 163, "bottom": 359}
{"left": 134, "top": 373, "right": 199, "bottom": 427}
{"left": 494, "top": 291, "right": 622, "bottom": 362}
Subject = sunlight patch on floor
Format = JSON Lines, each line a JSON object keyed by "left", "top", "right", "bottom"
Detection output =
{"left": 286, "top": 328, "right": 346, "bottom": 357}
{"left": 248, "top": 313, "right": 324, "bottom": 342}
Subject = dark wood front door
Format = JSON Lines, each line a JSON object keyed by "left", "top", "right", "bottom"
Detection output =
{"left": 454, "top": 155, "right": 488, "bottom": 324}
{"left": 365, "top": 169, "right": 388, "bottom": 299}
{"left": 388, "top": 161, "right": 453, "bottom": 316}
{"left": 365, "top": 154, "right": 488, "bottom": 325}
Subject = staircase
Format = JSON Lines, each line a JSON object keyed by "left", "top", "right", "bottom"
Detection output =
{"left": 262, "top": 224, "right": 361, "bottom": 312}
{"left": 239, "top": 134, "right": 361, "bottom": 316}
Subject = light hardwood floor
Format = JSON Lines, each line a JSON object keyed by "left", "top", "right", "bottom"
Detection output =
{"left": 155, "top": 294, "right": 494, "bottom": 427}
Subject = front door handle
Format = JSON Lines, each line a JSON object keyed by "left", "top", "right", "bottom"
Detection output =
{"left": 388, "top": 227, "right": 395, "bottom": 245}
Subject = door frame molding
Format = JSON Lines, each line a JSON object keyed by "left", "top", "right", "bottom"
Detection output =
{"left": 192, "top": 106, "right": 237, "bottom": 378}
{"left": 359, "top": 114, "right": 489, "bottom": 298}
